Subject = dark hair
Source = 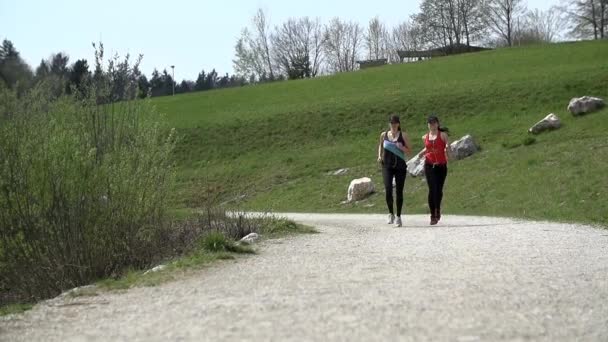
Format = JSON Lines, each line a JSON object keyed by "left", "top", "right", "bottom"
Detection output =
{"left": 389, "top": 114, "right": 401, "bottom": 131}
{"left": 427, "top": 115, "right": 449, "bottom": 134}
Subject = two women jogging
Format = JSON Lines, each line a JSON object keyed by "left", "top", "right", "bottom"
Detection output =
{"left": 377, "top": 114, "right": 450, "bottom": 226}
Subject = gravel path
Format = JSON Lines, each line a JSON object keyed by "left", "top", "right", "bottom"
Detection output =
{"left": 1, "top": 214, "right": 607, "bottom": 341}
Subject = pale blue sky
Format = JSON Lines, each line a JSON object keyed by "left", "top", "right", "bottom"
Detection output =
{"left": 1, "top": 0, "right": 558, "bottom": 81}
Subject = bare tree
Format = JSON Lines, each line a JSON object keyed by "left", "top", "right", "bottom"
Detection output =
{"left": 365, "top": 17, "right": 390, "bottom": 60}
{"left": 253, "top": 9, "right": 275, "bottom": 79}
{"left": 388, "top": 20, "right": 424, "bottom": 62}
{"left": 518, "top": 7, "right": 567, "bottom": 43}
{"left": 447, "top": 0, "right": 463, "bottom": 45}
{"left": 323, "top": 18, "right": 363, "bottom": 72}
{"left": 484, "top": 0, "right": 526, "bottom": 46}
{"left": 603, "top": 0, "right": 608, "bottom": 38}
{"left": 271, "top": 17, "right": 324, "bottom": 79}
{"left": 559, "top": 0, "right": 607, "bottom": 39}
{"left": 307, "top": 18, "right": 326, "bottom": 76}
{"left": 414, "top": 0, "right": 455, "bottom": 48}
{"left": 414, "top": 0, "right": 483, "bottom": 48}
{"left": 232, "top": 8, "right": 276, "bottom": 81}
{"left": 458, "top": 0, "right": 487, "bottom": 46}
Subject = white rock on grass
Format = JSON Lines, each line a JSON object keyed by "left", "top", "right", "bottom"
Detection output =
{"left": 143, "top": 265, "right": 167, "bottom": 275}
{"left": 529, "top": 113, "right": 561, "bottom": 134}
{"left": 567, "top": 96, "right": 605, "bottom": 115}
{"left": 406, "top": 150, "right": 426, "bottom": 177}
{"left": 329, "top": 168, "right": 349, "bottom": 176}
{"left": 450, "top": 135, "right": 478, "bottom": 160}
{"left": 239, "top": 233, "right": 260, "bottom": 244}
{"left": 347, "top": 177, "right": 374, "bottom": 202}
{"left": 56, "top": 285, "right": 98, "bottom": 299}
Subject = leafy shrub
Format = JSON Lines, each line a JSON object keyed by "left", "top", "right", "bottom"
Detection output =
{"left": 0, "top": 51, "right": 175, "bottom": 303}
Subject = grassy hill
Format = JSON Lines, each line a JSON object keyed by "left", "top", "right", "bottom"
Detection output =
{"left": 155, "top": 41, "right": 608, "bottom": 226}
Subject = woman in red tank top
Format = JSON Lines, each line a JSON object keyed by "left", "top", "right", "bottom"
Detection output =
{"left": 417, "top": 115, "right": 450, "bottom": 225}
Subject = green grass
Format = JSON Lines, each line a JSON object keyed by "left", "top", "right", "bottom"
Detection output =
{"left": 200, "top": 232, "right": 255, "bottom": 253}
{"left": 0, "top": 303, "right": 33, "bottom": 316}
{"left": 157, "top": 41, "right": 608, "bottom": 227}
{"left": 94, "top": 217, "right": 314, "bottom": 291}
{"left": 96, "top": 249, "right": 245, "bottom": 291}
{"left": 95, "top": 238, "right": 250, "bottom": 291}
{"left": 261, "top": 218, "right": 318, "bottom": 237}
{"left": 96, "top": 269, "right": 175, "bottom": 291}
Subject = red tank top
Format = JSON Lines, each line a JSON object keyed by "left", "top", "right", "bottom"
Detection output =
{"left": 424, "top": 133, "right": 448, "bottom": 165}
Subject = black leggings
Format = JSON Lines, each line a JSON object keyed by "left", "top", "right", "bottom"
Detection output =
{"left": 424, "top": 163, "right": 448, "bottom": 216}
{"left": 383, "top": 167, "right": 407, "bottom": 217}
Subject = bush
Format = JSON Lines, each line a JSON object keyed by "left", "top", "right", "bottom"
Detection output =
{"left": 167, "top": 210, "right": 314, "bottom": 256}
{"left": 0, "top": 66, "right": 175, "bottom": 303}
{"left": 199, "top": 232, "right": 253, "bottom": 254}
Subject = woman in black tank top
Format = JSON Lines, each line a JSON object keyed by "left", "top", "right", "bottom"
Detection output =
{"left": 377, "top": 115, "right": 412, "bottom": 227}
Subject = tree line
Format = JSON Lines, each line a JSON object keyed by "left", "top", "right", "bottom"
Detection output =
{"left": 233, "top": 0, "right": 607, "bottom": 81}
{"left": 1, "top": 0, "right": 606, "bottom": 99}
{"left": 0, "top": 40, "right": 247, "bottom": 100}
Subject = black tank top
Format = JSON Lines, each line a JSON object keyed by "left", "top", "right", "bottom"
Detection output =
{"left": 383, "top": 131, "right": 407, "bottom": 170}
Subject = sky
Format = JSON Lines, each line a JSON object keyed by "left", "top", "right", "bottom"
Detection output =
{"left": 1, "top": 0, "right": 559, "bottom": 82}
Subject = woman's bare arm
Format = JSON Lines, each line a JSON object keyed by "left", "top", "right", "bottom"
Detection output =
{"left": 417, "top": 134, "right": 427, "bottom": 157}
{"left": 377, "top": 132, "right": 385, "bottom": 162}
{"left": 442, "top": 132, "right": 451, "bottom": 161}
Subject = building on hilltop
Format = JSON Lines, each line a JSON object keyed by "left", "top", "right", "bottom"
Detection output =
{"left": 356, "top": 58, "right": 389, "bottom": 70}
{"left": 398, "top": 44, "right": 491, "bottom": 63}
